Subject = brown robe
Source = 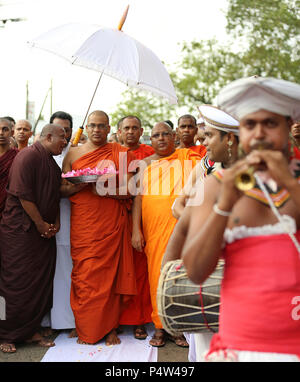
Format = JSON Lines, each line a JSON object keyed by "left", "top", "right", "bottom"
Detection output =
{"left": 0, "top": 141, "right": 61, "bottom": 343}
{"left": 0, "top": 148, "right": 18, "bottom": 218}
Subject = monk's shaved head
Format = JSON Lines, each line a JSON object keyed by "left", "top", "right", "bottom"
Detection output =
{"left": 0, "top": 118, "right": 13, "bottom": 130}
{"left": 39, "top": 123, "right": 67, "bottom": 156}
{"left": 88, "top": 110, "right": 109, "bottom": 124}
{"left": 150, "top": 121, "right": 175, "bottom": 158}
{"left": 40, "top": 123, "right": 65, "bottom": 137}
{"left": 15, "top": 119, "right": 32, "bottom": 130}
{"left": 151, "top": 121, "right": 173, "bottom": 136}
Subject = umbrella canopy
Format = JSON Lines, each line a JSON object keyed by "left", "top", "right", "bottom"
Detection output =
{"left": 28, "top": 22, "right": 178, "bottom": 105}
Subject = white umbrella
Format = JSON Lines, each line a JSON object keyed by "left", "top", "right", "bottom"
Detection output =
{"left": 28, "top": 7, "right": 177, "bottom": 143}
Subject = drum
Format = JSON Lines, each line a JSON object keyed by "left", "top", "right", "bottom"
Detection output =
{"left": 157, "top": 259, "right": 224, "bottom": 336}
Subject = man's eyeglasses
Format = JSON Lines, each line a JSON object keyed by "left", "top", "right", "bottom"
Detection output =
{"left": 87, "top": 123, "right": 108, "bottom": 130}
{"left": 151, "top": 132, "right": 172, "bottom": 139}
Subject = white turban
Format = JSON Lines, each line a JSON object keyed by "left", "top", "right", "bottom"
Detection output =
{"left": 198, "top": 104, "right": 240, "bottom": 136}
{"left": 217, "top": 76, "right": 300, "bottom": 121}
{"left": 196, "top": 117, "right": 204, "bottom": 124}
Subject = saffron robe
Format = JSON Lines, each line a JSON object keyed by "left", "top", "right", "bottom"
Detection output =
{"left": 189, "top": 145, "right": 207, "bottom": 158}
{"left": 0, "top": 148, "right": 18, "bottom": 218}
{"left": 131, "top": 144, "right": 155, "bottom": 160}
{"left": 0, "top": 142, "right": 61, "bottom": 343}
{"left": 69, "top": 142, "right": 136, "bottom": 343}
{"left": 119, "top": 144, "right": 153, "bottom": 326}
{"left": 142, "top": 148, "right": 201, "bottom": 328}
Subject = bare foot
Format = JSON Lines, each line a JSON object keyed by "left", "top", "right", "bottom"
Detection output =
{"left": 149, "top": 329, "right": 166, "bottom": 347}
{"left": 134, "top": 325, "right": 148, "bottom": 340}
{"left": 0, "top": 342, "right": 16, "bottom": 353}
{"left": 76, "top": 338, "right": 94, "bottom": 345}
{"left": 105, "top": 329, "right": 121, "bottom": 346}
{"left": 68, "top": 329, "right": 78, "bottom": 338}
{"left": 26, "top": 332, "right": 55, "bottom": 347}
{"left": 39, "top": 327, "right": 53, "bottom": 337}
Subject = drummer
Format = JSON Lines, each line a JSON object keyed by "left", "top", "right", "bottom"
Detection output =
{"left": 162, "top": 106, "right": 239, "bottom": 361}
{"left": 182, "top": 76, "right": 300, "bottom": 361}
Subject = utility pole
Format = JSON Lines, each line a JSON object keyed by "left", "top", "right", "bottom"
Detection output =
{"left": 50, "top": 79, "right": 53, "bottom": 116}
{"left": 25, "top": 80, "right": 29, "bottom": 119}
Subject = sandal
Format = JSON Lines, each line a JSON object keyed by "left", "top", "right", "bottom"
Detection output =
{"left": 149, "top": 329, "right": 166, "bottom": 347}
{"left": 167, "top": 334, "right": 189, "bottom": 348}
{"left": 134, "top": 325, "right": 148, "bottom": 340}
{"left": 0, "top": 342, "right": 16, "bottom": 353}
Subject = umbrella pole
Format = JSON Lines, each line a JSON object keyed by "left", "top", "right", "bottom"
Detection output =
{"left": 72, "top": 70, "right": 104, "bottom": 145}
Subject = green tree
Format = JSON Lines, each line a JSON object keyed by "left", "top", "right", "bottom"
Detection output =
{"left": 112, "top": 0, "right": 300, "bottom": 126}
{"left": 110, "top": 87, "right": 177, "bottom": 133}
{"left": 171, "top": 39, "right": 245, "bottom": 107}
{"left": 226, "top": 0, "right": 300, "bottom": 80}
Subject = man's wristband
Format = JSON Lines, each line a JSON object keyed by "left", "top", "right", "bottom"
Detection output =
{"left": 213, "top": 203, "right": 232, "bottom": 217}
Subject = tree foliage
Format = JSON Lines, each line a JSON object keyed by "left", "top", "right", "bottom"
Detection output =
{"left": 226, "top": 0, "right": 300, "bottom": 81}
{"left": 111, "top": 0, "right": 300, "bottom": 130}
{"left": 110, "top": 87, "right": 177, "bottom": 133}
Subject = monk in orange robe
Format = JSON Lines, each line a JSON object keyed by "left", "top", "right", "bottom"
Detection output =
{"left": 132, "top": 122, "right": 202, "bottom": 347}
{"left": 176, "top": 114, "right": 206, "bottom": 157}
{"left": 117, "top": 116, "right": 153, "bottom": 339}
{"left": 61, "top": 110, "right": 136, "bottom": 346}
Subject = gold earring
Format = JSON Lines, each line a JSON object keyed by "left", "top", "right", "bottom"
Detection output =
{"left": 228, "top": 140, "right": 233, "bottom": 158}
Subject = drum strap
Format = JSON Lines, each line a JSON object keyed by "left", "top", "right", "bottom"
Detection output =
{"left": 199, "top": 285, "right": 217, "bottom": 334}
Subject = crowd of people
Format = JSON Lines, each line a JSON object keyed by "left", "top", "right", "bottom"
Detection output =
{"left": 0, "top": 74, "right": 300, "bottom": 362}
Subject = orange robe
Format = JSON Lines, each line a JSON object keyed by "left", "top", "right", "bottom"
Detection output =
{"left": 188, "top": 144, "right": 206, "bottom": 157}
{"left": 119, "top": 144, "right": 153, "bottom": 326}
{"left": 141, "top": 148, "right": 201, "bottom": 328}
{"left": 69, "top": 143, "right": 136, "bottom": 343}
{"left": 131, "top": 144, "right": 155, "bottom": 160}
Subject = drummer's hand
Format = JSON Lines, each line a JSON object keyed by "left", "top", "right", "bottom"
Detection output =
{"left": 132, "top": 229, "right": 145, "bottom": 252}
{"left": 246, "top": 150, "right": 296, "bottom": 189}
{"left": 217, "top": 159, "right": 248, "bottom": 211}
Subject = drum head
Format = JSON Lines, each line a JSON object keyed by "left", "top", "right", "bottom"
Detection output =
{"left": 157, "top": 259, "right": 223, "bottom": 336}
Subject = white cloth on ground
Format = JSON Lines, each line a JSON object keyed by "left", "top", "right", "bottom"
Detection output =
{"left": 41, "top": 324, "right": 157, "bottom": 362}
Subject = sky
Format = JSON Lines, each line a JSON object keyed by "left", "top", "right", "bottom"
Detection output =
{"left": 0, "top": 0, "right": 229, "bottom": 131}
